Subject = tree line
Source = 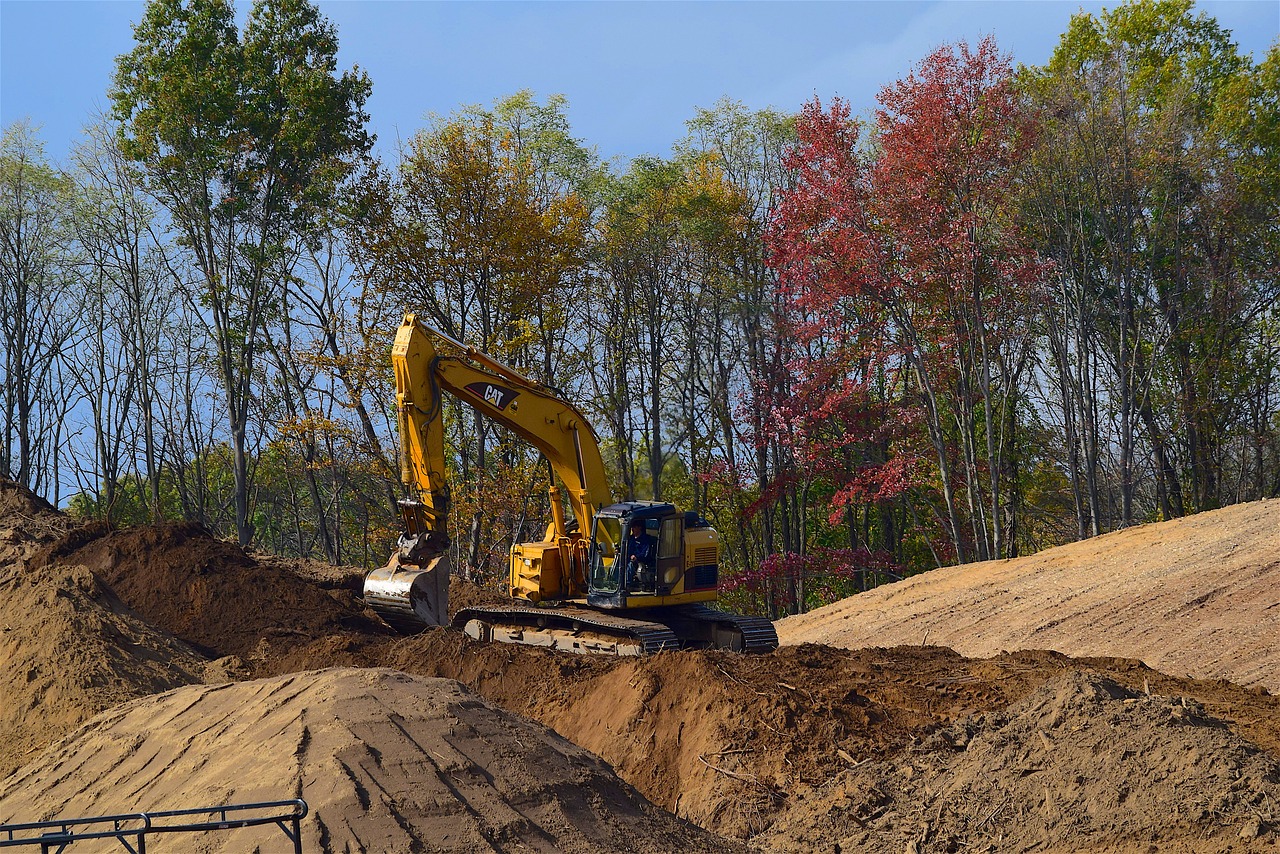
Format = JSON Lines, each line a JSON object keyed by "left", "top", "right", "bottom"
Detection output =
{"left": 1, "top": 0, "right": 1276, "bottom": 617}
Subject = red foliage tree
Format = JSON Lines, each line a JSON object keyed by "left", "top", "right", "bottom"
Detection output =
{"left": 766, "top": 37, "right": 1048, "bottom": 571}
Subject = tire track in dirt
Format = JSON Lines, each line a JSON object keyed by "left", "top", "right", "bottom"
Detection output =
{"left": 0, "top": 668, "right": 739, "bottom": 853}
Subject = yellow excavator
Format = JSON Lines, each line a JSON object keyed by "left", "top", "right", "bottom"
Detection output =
{"left": 362, "top": 314, "right": 778, "bottom": 655}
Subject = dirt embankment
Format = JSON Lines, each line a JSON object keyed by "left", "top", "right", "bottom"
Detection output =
{"left": 776, "top": 499, "right": 1280, "bottom": 692}
{"left": 0, "top": 668, "right": 738, "bottom": 854}
{"left": 280, "top": 630, "right": 1280, "bottom": 844}
{"left": 2, "top": 491, "right": 1280, "bottom": 851}
{"left": 0, "top": 561, "right": 207, "bottom": 780}
{"left": 33, "top": 520, "right": 392, "bottom": 661}
{"left": 756, "top": 670, "right": 1280, "bottom": 854}
{"left": 0, "top": 516, "right": 394, "bottom": 780}
{"left": 0, "top": 498, "right": 208, "bottom": 779}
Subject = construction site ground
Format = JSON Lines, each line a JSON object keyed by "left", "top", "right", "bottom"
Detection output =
{"left": 0, "top": 477, "right": 1277, "bottom": 853}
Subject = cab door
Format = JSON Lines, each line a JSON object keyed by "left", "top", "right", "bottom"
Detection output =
{"left": 655, "top": 515, "right": 684, "bottom": 594}
{"left": 586, "top": 515, "right": 626, "bottom": 608}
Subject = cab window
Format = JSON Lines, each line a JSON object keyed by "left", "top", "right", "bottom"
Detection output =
{"left": 659, "top": 517, "right": 682, "bottom": 559}
{"left": 591, "top": 516, "right": 623, "bottom": 592}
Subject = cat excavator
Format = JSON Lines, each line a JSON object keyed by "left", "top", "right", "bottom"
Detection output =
{"left": 362, "top": 314, "right": 777, "bottom": 655}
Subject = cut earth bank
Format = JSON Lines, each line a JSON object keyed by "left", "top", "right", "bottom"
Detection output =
{"left": 0, "top": 480, "right": 1277, "bottom": 852}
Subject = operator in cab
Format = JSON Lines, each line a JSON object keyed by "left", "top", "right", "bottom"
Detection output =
{"left": 625, "top": 519, "right": 657, "bottom": 589}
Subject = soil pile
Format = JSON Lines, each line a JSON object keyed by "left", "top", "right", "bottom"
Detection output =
{"left": 3, "top": 486, "right": 1280, "bottom": 851}
{"left": 0, "top": 667, "right": 739, "bottom": 854}
{"left": 0, "top": 559, "right": 205, "bottom": 779}
{"left": 0, "top": 479, "right": 73, "bottom": 565}
{"left": 776, "top": 498, "right": 1280, "bottom": 691}
{"left": 31, "top": 521, "right": 392, "bottom": 662}
{"left": 755, "top": 670, "right": 1280, "bottom": 853}
{"left": 282, "top": 633, "right": 1280, "bottom": 842}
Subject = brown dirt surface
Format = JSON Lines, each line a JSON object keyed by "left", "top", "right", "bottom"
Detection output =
{"left": 3, "top": 485, "right": 1280, "bottom": 851}
{"left": 776, "top": 498, "right": 1280, "bottom": 692}
{"left": 254, "top": 551, "right": 368, "bottom": 593}
{"left": 29, "top": 521, "right": 393, "bottom": 663}
{"left": 448, "top": 576, "right": 513, "bottom": 617}
{"left": 0, "top": 478, "right": 74, "bottom": 565}
{"left": 0, "top": 558, "right": 206, "bottom": 779}
{"left": 754, "top": 670, "right": 1280, "bottom": 854}
{"left": 265, "top": 631, "right": 1280, "bottom": 844}
{"left": 0, "top": 667, "right": 741, "bottom": 854}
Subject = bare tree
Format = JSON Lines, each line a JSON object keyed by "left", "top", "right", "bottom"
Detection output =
{"left": 65, "top": 119, "right": 177, "bottom": 520}
{"left": 0, "top": 121, "right": 80, "bottom": 499}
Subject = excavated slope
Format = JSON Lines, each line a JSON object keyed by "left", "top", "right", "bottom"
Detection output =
{"left": 3, "top": 483, "right": 1280, "bottom": 849}
{"left": 0, "top": 514, "right": 207, "bottom": 779}
{"left": 39, "top": 520, "right": 391, "bottom": 660}
{"left": 0, "top": 668, "right": 738, "bottom": 854}
{"left": 776, "top": 498, "right": 1280, "bottom": 691}
{"left": 754, "top": 670, "right": 1280, "bottom": 854}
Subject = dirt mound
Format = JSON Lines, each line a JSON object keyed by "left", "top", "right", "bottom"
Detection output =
{"left": 0, "top": 559, "right": 206, "bottom": 779}
{"left": 0, "top": 668, "right": 739, "bottom": 853}
{"left": 0, "top": 478, "right": 74, "bottom": 565}
{"left": 31, "top": 522, "right": 391, "bottom": 663}
{"left": 257, "top": 631, "right": 1279, "bottom": 842}
{"left": 755, "top": 670, "right": 1280, "bottom": 853}
{"left": 270, "top": 629, "right": 984, "bottom": 836}
{"left": 448, "top": 576, "right": 512, "bottom": 617}
{"left": 4, "top": 500, "right": 1280, "bottom": 851}
{"left": 776, "top": 498, "right": 1280, "bottom": 691}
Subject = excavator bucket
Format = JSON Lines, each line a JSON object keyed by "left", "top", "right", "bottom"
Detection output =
{"left": 363, "top": 553, "right": 450, "bottom": 634}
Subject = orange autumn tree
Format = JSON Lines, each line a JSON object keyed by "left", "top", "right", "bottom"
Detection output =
{"left": 347, "top": 93, "right": 596, "bottom": 579}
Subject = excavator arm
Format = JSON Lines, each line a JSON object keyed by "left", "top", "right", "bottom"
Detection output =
{"left": 365, "top": 313, "right": 612, "bottom": 630}
{"left": 394, "top": 316, "right": 612, "bottom": 537}
{"left": 365, "top": 315, "right": 778, "bottom": 654}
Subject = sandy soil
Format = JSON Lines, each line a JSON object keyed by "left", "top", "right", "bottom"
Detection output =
{"left": 755, "top": 670, "right": 1280, "bottom": 853}
{"left": 1, "top": 488, "right": 1279, "bottom": 852}
{"left": 777, "top": 499, "right": 1280, "bottom": 691}
{"left": 0, "top": 667, "right": 737, "bottom": 853}
{"left": 0, "top": 498, "right": 207, "bottom": 779}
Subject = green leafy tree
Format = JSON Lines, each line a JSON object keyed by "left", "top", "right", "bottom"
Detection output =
{"left": 1023, "top": 0, "right": 1279, "bottom": 524}
{"left": 112, "top": 0, "right": 371, "bottom": 545}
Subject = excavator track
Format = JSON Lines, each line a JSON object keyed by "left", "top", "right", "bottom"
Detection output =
{"left": 452, "top": 602, "right": 777, "bottom": 656}
{"left": 675, "top": 604, "right": 780, "bottom": 653}
{"left": 453, "top": 604, "right": 682, "bottom": 656}
{"left": 641, "top": 604, "right": 780, "bottom": 653}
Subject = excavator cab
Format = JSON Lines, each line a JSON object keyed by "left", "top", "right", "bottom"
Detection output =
{"left": 588, "top": 515, "right": 622, "bottom": 594}
{"left": 586, "top": 502, "right": 685, "bottom": 608}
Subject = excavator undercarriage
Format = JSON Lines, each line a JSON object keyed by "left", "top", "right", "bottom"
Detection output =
{"left": 454, "top": 603, "right": 779, "bottom": 656}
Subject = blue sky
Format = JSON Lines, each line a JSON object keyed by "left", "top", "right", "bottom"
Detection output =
{"left": 2, "top": 1, "right": 1278, "bottom": 166}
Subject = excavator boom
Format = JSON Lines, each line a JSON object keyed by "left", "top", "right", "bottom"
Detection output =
{"left": 364, "top": 314, "right": 611, "bottom": 628}
{"left": 402, "top": 322, "right": 613, "bottom": 536}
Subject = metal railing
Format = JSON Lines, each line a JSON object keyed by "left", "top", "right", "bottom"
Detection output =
{"left": 0, "top": 798, "right": 307, "bottom": 854}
